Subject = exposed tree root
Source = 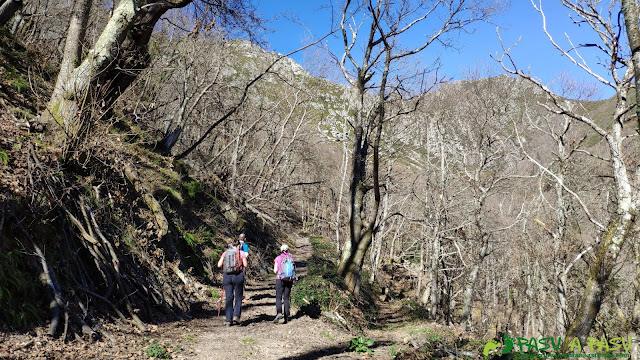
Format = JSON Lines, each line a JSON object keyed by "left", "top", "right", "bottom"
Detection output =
{"left": 65, "top": 198, "right": 147, "bottom": 332}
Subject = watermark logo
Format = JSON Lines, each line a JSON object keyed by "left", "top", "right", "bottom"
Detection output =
{"left": 483, "top": 334, "right": 515, "bottom": 356}
{"left": 483, "top": 335, "right": 631, "bottom": 358}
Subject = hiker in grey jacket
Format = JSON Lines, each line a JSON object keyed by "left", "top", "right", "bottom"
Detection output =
{"left": 217, "top": 239, "right": 248, "bottom": 326}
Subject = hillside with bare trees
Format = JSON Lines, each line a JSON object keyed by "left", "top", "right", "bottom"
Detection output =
{"left": 1, "top": 1, "right": 639, "bottom": 359}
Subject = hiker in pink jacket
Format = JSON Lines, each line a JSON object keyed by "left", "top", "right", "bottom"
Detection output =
{"left": 273, "top": 244, "right": 294, "bottom": 324}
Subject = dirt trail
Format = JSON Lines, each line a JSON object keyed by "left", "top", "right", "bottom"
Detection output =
{"left": 0, "top": 235, "right": 469, "bottom": 359}
{"left": 189, "top": 235, "right": 365, "bottom": 360}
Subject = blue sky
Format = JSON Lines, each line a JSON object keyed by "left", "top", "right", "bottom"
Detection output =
{"left": 256, "top": 1, "right": 615, "bottom": 99}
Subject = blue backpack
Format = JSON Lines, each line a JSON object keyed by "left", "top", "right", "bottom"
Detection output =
{"left": 280, "top": 254, "right": 295, "bottom": 282}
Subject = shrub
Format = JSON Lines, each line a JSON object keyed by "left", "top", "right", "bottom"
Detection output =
{"left": 291, "top": 236, "right": 351, "bottom": 312}
{"left": 348, "top": 336, "right": 374, "bottom": 353}
{"left": 145, "top": 341, "right": 170, "bottom": 359}
{"left": 182, "top": 180, "right": 204, "bottom": 198}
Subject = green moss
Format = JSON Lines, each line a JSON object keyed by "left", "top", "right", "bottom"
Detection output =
{"left": 50, "top": 101, "right": 64, "bottom": 126}
{"left": 122, "top": 225, "right": 137, "bottom": 249}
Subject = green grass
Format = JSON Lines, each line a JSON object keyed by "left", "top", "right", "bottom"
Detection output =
{"left": 182, "top": 179, "right": 205, "bottom": 198}
{"left": 409, "top": 326, "right": 447, "bottom": 342}
{"left": 321, "top": 332, "right": 335, "bottom": 341}
{"left": 0, "top": 151, "right": 8, "bottom": 166}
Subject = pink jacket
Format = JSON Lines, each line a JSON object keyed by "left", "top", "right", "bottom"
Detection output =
{"left": 274, "top": 252, "right": 294, "bottom": 280}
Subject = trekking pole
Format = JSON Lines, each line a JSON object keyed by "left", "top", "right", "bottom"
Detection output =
{"left": 217, "top": 287, "right": 225, "bottom": 316}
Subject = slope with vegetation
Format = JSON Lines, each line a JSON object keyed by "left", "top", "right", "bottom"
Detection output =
{"left": 2, "top": 1, "right": 640, "bottom": 359}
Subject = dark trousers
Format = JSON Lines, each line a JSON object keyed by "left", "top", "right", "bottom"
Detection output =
{"left": 223, "top": 272, "right": 244, "bottom": 322}
{"left": 275, "top": 279, "right": 292, "bottom": 317}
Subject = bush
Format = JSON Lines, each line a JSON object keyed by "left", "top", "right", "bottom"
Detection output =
{"left": 181, "top": 180, "right": 204, "bottom": 198}
{"left": 348, "top": 336, "right": 374, "bottom": 353}
{"left": 145, "top": 341, "right": 170, "bottom": 359}
{"left": 291, "top": 236, "right": 351, "bottom": 311}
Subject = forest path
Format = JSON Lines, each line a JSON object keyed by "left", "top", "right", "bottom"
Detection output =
{"left": 140, "top": 235, "right": 469, "bottom": 360}
{"left": 187, "top": 234, "right": 368, "bottom": 360}
{"left": 0, "top": 235, "right": 474, "bottom": 359}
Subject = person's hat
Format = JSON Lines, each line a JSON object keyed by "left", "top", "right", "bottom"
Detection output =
{"left": 280, "top": 244, "right": 289, "bottom": 252}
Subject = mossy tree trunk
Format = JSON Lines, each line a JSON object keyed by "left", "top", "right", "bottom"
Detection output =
{"left": 630, "top": 240, "right": 640, "bottom": 359}
{"left": 42, "top": 0, "right": 192, "bottom": 153}
{"left": 621, "top": 3, "right": 640, "bottom": 356}
{"left": 561, "top": 117, "right": 635, "bottom": 351}
{"left": 561, "top": 213, "right": 634, "bottom": 351}
{"left": 43, "top": 0, "right": 141, "bottom": 151}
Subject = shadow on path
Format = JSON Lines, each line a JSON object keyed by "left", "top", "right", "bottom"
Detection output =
{"left": 278, "top": 344, "right": 349, "bottom": 360}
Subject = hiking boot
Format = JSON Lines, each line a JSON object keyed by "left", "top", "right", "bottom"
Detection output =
{"left": 273, "top": 313, "right": 284, "bottom": 324}
{"left": 225, "top": 321, "right": 232, "bottom": 326}
{"left": 233, "top": 316, "right": 240, "bottom": 324}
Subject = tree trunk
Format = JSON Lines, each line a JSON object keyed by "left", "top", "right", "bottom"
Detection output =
{"left": 48, "top": 0, "right": 92, "bottom": 117}
{"left": 43, "top": 0, "right": 141, "bottom": 149}
{"left": 335, "top": 140, "right": 349, "bottom": 252}
{"left": 338, "top": 229, "right": 373, "bottom": 297}
{"left": 0, "top": 0, "right": 22, "bottom": 27}
{"left": 631, "top": 239, "right": 640, "bottom": 359}
{"left": 429, "top": 232, "right": 440, "bottom": 317}
{"left": 337, "top": 96, "right": 381, "bottom": 295}
{"left": 461, "top": 234, "right": 489, "bottom": 327}
{"left": 621, "top": 4, "right": 640, "bottom": 354}
{"left": 553, "top": 127, "right": 570, "bottom": 334}
{"left": 621, "top": 0, "right": 640, "bottom": 129}
{"left": 370, "top": 164, "right": 391, "bottom": 284}
{"left": 561, "top": 214, "right": 633, "bottom": 351}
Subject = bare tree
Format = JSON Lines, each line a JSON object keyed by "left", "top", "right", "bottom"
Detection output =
{"left": 336, "top": 0, "right": 503, "bottom": 296}
{"left": 497, "top": 0, "right": 640, "bottom": 351}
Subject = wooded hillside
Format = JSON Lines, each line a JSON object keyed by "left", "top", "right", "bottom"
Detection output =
{"left": 0, "top": 1, "right": 639, "bottom": 359}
